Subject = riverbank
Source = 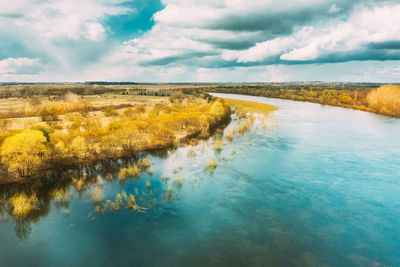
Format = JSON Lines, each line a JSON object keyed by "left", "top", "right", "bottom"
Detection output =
{"left": 0, "top": 95, "right": 232, "bottom": 183}
{"left": 206, "top": 84, "right": 400, "bottom": 118}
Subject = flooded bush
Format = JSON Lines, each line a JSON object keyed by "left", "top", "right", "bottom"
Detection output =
{"left": 92, "top": 186, "right": 104, "bottom": 203}
{"left": 174, "top": 176, "right": 183, "bottom": 188}
{"left": 167, "top": 186, "right": 175, "bottom": 201}
{"left": 121, "top": 191, "right": 128, "bottom": 202}
{"left": 51, "top": 188, "right": 69, "bottom": 204}
{"left": 225, "top": 129, "right": 234, "bottom": 141}
{"left": 95, "top": 205, "right": 102, "bottom": 214}
{"left": 206, "top": 159, "right": 218, "bottom": 173}
{"left": 146, "top": 180, "right": 151, "bottom": 189}
{"left": 213, "top": 140, "right": 223, "bottom": 151}
{"left": 238, "top": 120, "right": 252, "bottom": 135}
{"left": 161, "top": 174, "right": 170, "bottom": 182}
{"left": 62, "top": 208, "right": 70, "bottom": 217}
{"left": 72, "top": 178, "right": 84, "bottom": 191}
{"left": 145, "top": 166, "right": 153, "bottom": 176}
{"left": 128, "top": 194, "right": 137, "bottom": 211}
{"left": 137, "top": 157, "right": 151, "bottom": 168}
{"left": 127, "top": 164, "right": 141, "bottom": 177}
{"left": 127, "top": 194, "right": 147, "bottom": 212}
{"left": 118, "top": 168, "right": 128, "bottom": 180}
{"left": 189, "top": 138, "right": 198, "bottom": 146}
{"left": 114, "top": 194, "right": 123, "bottom": 211}
{"left": 9, "top": 193, "right": 38, "bottom": 218}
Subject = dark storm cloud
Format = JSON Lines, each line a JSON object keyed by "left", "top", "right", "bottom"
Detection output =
{"left": 208, "top": 9, "right": 319, "bottom": 34}
{"left": 201, "top": 39, "right": 256, "bottom": 50}
{"left": 272, "top": 49, "right": 400, "bottom": 65}
{"left": 206, "top": 0, "right": 398, "bottom": 33}
{"left": 144, "top": 47, "right": 400, "bottom": 69}
{"left": 367, "top": 41, "right": 400, "bottom": 50}
{"left": 139, "top": 51, "right": 219, "bottom": 66}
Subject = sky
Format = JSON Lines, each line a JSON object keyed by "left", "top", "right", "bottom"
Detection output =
{"left": 0, "top": 0, "right": 399, "bottom": 83}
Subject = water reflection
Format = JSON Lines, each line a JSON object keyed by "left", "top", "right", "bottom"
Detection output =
{"left": 0, "top": 107, "right": 273, "bottom": 241}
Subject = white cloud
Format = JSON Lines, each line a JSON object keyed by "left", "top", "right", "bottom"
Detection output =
{"left": 1, "top": 0, "right": 399, "bottom": 82}
{"left": 3, "top": 0, "right": 134, "bottom": 41}
{"left": 0, "top": 57, "right": 43, "bottom": 74}
{"left": 223, "top": 27, "right": 314, "bottom": 63}
{"left": 219, "top": 4, "right": 400, "bottom": 63}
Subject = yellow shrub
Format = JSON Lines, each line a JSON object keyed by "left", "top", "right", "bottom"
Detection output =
{"left": 51, "top": 188, "right": 69, "bottom": 204}
{"left": 213, "top": 139, "right": 223, "bottom": 150}
{"left": 206, "top": 159, "right": 217, "bottom": 173}
{"left": 225, "top": 129, "right": 234, "bottom": 141}
{"left": 118, "top": 168, "right": 128, "bottom": 180}
{"left": 0, "top": 129, "right": 48, "bottom": 177}
{"left": 69, "top": 136, "right": 89, "bottom": 160}
{"left": 127, "top": 164, "right": 141, "bottom": 177}
{"left": 9, "top": 193, "right": 38, "bottom": 218}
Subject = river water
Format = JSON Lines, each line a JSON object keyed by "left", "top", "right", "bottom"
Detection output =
{"left": 1, "top": 93, "right": 400, "bottom": 266}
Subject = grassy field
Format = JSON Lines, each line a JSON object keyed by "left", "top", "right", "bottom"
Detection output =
{"left": 0, "top": 94, "right": 169, "bottom": 130}
{"left": 222, "top": 98, "right": 278, "bottom": 115}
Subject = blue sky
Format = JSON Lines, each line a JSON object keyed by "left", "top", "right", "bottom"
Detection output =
{"left": 0, "top": 0, "right": 399, "bottom": 82}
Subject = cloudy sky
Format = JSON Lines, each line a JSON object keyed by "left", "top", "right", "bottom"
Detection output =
{"left": 0, "top": 0, "right": 399, "bottom": 82}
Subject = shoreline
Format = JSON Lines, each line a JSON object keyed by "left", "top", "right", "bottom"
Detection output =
{"left": 0, "top": 109, "right": 232, "bottom": 185}
{"left": 211, "top": 92, "right": 400, "bottom": 119}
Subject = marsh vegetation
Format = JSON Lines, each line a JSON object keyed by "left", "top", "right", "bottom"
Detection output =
{"left": 0, "top": 92, "right": 230, "bottom": 181}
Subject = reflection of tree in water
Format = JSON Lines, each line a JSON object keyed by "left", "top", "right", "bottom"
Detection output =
{"left": 0, "top": 155, "right": 161, "bottom": 239}
{"left": 15, "top": 219, "right": 31, "bottom": 241}
{"left": 0, "top": 123, "right": 238, "bottom": 240}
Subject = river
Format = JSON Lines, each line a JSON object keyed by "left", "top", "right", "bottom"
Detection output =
{"left": 0, "top": 93, "right": 399, "bottom": 266}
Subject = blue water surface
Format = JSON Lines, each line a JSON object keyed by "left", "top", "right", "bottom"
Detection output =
{"left": 1, "top": 93, "right": 399, "bottom": 266}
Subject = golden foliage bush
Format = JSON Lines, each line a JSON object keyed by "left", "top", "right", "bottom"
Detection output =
{"left": 206, "top": 159, "right": 218, "bottom": 173}
{"left": 9, "top": 193, "right": 38, "bottom": 218}
{"left": 225, "top": 129, "right": 234, "bottom": 141}
{"left": 238, "top": 120, "right": 252, "bottom": 135}
{"left": 213, "top": 139, "right": 223, "bottom": 150}
{"left": 69, "top": 136, "right": 89, "bottom": 160}
{"left": 51, "top": 188, "right": 69, "bottom": 203}
{"left": 0, "top": 129, "right": 48, "bottom": 177}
